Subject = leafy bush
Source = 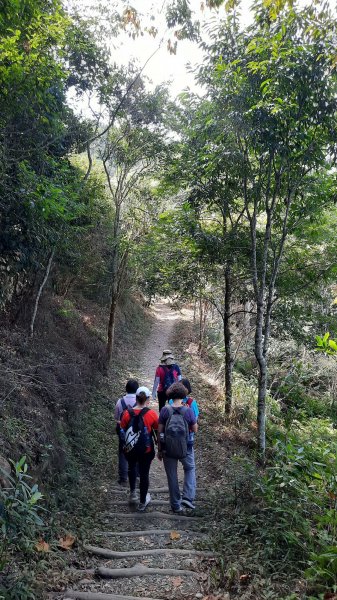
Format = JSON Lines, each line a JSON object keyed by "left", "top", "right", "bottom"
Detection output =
{"left": 0, "top": 456, "right": 44, "bottom": 565}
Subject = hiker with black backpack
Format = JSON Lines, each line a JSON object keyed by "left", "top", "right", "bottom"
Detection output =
{"left": 152, "top": 350, "right": 182, "bottom": 411}
{"left": 114, "top": 379, "right": 139, "bottom": 485}
{"left": 157, "top": 381, "right": 198, "bottom": 513}
{"left": 169, "top": 377, "right": 199, "bottom": 421}
{"left": 119, "top": 386, "right": 158, "bottom": 511}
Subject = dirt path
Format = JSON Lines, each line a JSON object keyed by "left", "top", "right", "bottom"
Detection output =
{"left": 59, "top": 301, "right": 214, "bottom": 600}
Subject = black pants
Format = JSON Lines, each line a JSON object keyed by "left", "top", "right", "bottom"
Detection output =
{"left": 157, "top": 390, "right": 167, "bottom": 412}
{"left": 128, "top": 449, "right": 155, "bottom": 504}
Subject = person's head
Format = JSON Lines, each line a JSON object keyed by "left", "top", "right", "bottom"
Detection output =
{"left": 135, "top": 386, "right": 151, "bottom": 405}
{"left": 164, "top": 356, "right": 175, "bottom": 367}
{"left": 166, "top": 381, "right": 188, "bottom": 400}
{"left": 125, "top": 379, "right": 139, "bottom": 394}
{"left": 160, "top": 350, "right": 174, "bottom": 364}
{"left": 181, "top": 378, "right": 191, "bottom": 394}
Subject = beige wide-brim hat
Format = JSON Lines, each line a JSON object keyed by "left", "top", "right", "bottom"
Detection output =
{"left": 160, "top": 350, "right": 174, "bottom": 364}
{"left": 164, "top": 357, "right": 175, "bottom": 366}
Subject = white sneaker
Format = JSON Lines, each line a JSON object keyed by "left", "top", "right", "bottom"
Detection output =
{"left": 129, "top": 490, "right": 138, "bottom": 504}
{"left": 137, "top": 493, "right": 151, "bottom": 512}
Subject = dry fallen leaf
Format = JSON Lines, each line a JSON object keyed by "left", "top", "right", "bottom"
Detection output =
{"left": 58, "top": 533, "right": 76, "bottom": 550}
{"left": 172, "top": 576, "right": 183, "bottom": 587}
{"left": 35, "top": 539, "right": 50, "bottom": 552}
{"left": 170, "top": 530, "right": 181, "bottom": 541}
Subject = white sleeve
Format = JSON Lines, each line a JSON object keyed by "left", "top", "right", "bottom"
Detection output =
{"left": 152, "top": 376, "right": 160, "bottom": 397}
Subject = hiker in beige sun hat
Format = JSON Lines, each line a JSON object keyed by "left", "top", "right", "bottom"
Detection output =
{"left": 153, "top": 350, "right": 182, "bottom": 411}
{"left": 160, "top": 350, "right": 173, "bottom": 364}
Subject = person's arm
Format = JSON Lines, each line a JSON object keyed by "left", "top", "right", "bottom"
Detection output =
{"left": 177, "top": 364, "right": 182, "bottom": 381}
{"left": 152, "top": 376, "right": 160, "bottom": 399}
{"left": 187, "top": 408, "right": 198, "bottom": 433}
{"left": 157, "top": 422, "right": 164, "bottom": 459}
{"left": 120, "top": 411, "right": 130, "bottom": 430}
{"left": 114, "top": 399, "right": 121, "bottom": 422}
{"left": 191, "top": 400, "right": 199, "bottom": 420}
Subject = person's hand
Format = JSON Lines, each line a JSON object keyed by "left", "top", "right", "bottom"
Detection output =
{"left": 157, "top": 450, "right": 163, "bottom": 461}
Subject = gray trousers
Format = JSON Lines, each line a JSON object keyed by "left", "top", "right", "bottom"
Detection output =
{"left": 163, "top": 448, "right": 196, "bottom": 511}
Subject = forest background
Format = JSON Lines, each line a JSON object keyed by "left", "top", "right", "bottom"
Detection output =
{"left": 0, "top": 0, "right": 337, "bottom": 598}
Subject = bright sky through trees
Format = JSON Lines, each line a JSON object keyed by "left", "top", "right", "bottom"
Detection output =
{"left": 66, "top": 0, "right": 256, "bottom": 101}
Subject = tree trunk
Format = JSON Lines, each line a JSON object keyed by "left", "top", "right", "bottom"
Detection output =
{"left": 198, "top": 295, "right": 203, "bottom": 352}
{"left": 29, "top": 248, "right": 55, "bottom": 337}
{"left": 254, "top": 292, "right": 267, "bottom": 463}
{"left": 106, "top": 294, "right": 117, "bottom": 368}
{"left": 224, "top": 261, "right": 233, "bottom": 414}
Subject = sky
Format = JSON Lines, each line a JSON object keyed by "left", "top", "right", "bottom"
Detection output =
{"left": 66, "top": 0, "right": 255, "bottom": 105}
{"left": 111, "top": 0, "right": 255, "bottom": 97}
{"left": 66, "top": 0, "right": 335, "bottom": 112}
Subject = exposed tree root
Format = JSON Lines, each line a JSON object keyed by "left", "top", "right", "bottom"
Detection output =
{"left": 105, "top": 511, "right": 200, "bottom": 521}
{"left": 63, "top": 591, "right": 162, "bottom": 600}
{"left": 94, "top": 529, "right": 203, "bottom": 537}
{"left": 96, "top": 564, "right": 196, "bottom": 578}
{"left": 84, "top": 544, "right": 216, "bottom": 558}
{"left": 111, "top": 499, "right": 169, "bottom": 506}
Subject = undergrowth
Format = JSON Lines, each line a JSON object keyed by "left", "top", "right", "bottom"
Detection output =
{"left": 172, "top": 316, "right": 337, "bottom": 600}
{"left": 0, "top": 293, "right": 152, "bottom": 599}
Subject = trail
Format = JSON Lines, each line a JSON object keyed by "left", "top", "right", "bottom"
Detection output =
{"left": 56, "top": 301, "right": 214, "bottom": 600}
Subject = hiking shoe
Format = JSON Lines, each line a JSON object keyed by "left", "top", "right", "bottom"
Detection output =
{"left": 137, "top": 493, "right": 151, "bottom": 512}
{"left": 129, "top": 490, "right": 138, "bottom": 504}
{"left": 172, "top": 506, "right": 185, "bottom": 514}
{"left": 181, "top": 498, "right": 195, "bottom": 510}
{"left": 118, "top": 479, "right": 128, "bottom": 487}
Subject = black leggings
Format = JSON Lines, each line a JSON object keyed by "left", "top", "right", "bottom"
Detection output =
{"left": 128, "top": 450, "right": 155, "bottom": 503}
{"left": 157, "top": 390, "right": 167, "bottom": 412}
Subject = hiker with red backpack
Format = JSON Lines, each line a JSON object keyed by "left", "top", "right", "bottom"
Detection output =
{"left": 114, "top": 379, "right": 139, "bottom": 485}
{"left": 120, "top": 386, "right": 158, "bottom": 511}
{"left": 152, "top": 350, "right": 182, "bottom": 411}
{"left": 157, "top": 381, "right": 198, "bottom": 513}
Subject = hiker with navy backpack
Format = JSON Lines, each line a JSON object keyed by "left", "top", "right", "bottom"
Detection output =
{"left": 114, "top": 379, "right": 139, "bottom": 485}
{"left": 157, "top": 381, "right": 198, "bottom": 513}
{"left": 119, "top": 386, "right": 158, "bottom": 511}
{"left": 152, "top": 350, "right": 182, "bottom": 411}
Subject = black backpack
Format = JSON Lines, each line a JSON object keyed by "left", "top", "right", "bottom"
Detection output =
{"left": 122, "top": 407, "right": 151, "bottom": 458}
{"left": 164, "top": 406, "right": 189, "bottom": 459}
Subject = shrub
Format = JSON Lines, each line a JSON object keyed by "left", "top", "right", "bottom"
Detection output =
{"left": 0, "top": 456, "right": 44, "bottom": 567}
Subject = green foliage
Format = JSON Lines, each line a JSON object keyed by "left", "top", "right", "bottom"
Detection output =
{"left": 0, "top": 457, "right": 44, "bottom": 564}
{"left": 316, "top": 333, "right": 337, "bottom": 357}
